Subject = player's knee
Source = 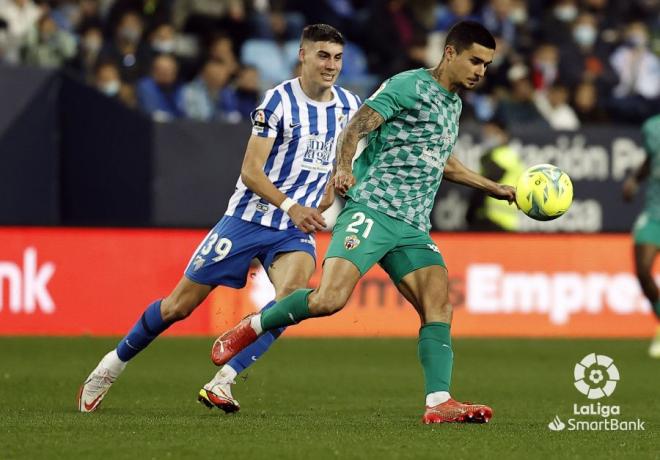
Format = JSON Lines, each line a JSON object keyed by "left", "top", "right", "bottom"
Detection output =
{"left": 308, "top": 289, "right": 348, "bottom": 316}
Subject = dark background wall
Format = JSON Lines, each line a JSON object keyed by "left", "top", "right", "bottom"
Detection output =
{"left": 59, "top": 73, "right": 153, "bottom": 226}
{"left": 152, "top": 120, "right": 250, "bottom": 227}
{"left": 0, "top": 67, "right": 60, "bottom": 225}
{"left": 0, "top": 66, "right": 646, "bottom": 232}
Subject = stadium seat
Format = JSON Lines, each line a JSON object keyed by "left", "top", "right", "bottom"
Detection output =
{"left": 241, "top": 39, "right": 300, "bottom": 89}
{"left": 336, "top": 42, "right": 379, "bottom": 99}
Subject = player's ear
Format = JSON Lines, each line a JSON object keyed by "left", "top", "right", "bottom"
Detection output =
{"left": 444, "top": 45, "right": 456, "bottom": 62}
{"left": 298, "top": 43, "right": 306, "bottom": 63}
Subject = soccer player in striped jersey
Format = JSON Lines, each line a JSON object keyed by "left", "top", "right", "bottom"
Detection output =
{"left": 77, "top": 24, "right": 360, "bottom": 413}
{"left": 211, "top": 21, "right": 517, "bottom": 424}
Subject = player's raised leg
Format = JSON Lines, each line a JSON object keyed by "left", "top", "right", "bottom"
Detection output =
{"left": 199, "top": 251, "right": 315, "bottom": 412}
{"left": 395, "top": 265, "right": 492, "bottom": 424}
{"left": 633, "top": 243, "right": 660, "bottom": 357}
{"left": 211, "top": 257, "right": 361, "bottom": 365}
{"left": 77, "top": 277, "right": 212, "bottom": 412}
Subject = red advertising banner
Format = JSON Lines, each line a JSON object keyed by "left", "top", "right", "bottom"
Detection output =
{"left": 0, "top": 228, "right": 657, "bottom": 337}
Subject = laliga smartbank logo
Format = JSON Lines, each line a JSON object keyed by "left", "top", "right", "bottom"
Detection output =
{"left": 548, "top": 353, "right": 645, "bottom": 432}
{"left": 573, "top": 353, "right": 618, "bottom": 399}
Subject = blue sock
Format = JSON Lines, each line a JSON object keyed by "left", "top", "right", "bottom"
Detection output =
{"left": 116, "top": 300, "right": 172, "bottom": 362}
{"left": 226, "top": 301, "right": 285, "bottom": 373}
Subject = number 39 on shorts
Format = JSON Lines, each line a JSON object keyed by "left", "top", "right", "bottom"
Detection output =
{"left": 346, "top": 212, "right": 374, "bottom": 238}
{"left": 199, "top": 232, "right": 232, "bottom": 262}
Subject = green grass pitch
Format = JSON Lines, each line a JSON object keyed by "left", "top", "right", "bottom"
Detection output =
{"left": 0, "top": 337, "right": 657, "bottom": 459}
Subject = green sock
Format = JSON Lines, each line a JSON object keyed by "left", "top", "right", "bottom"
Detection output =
{"left": 418, "top": 322, "right": 453, "bottom": 395}
{"left": 260, "top": 288, "right": 314, "bottom": 331}
{"left": 654, "top": 300, "right": 660, "bottom": 321}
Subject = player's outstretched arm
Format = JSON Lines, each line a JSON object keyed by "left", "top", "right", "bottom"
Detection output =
{"left": 444, "top": 155, "right": 516, "bottom": 202}
{"left": 241, "top": 134, "right": 326, "bottom": 233}
{"left": 622, "top": 156, "right": 650, "bottom": 201}
{"left": 334, "top": 105, "right": 385, "bottom": 195}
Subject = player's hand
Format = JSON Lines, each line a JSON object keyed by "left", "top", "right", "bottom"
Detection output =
{"left": 334, "top": 168, "right": 356, "bottom": 196}
{"left": 490, "top": 184, "right": 517, "bottom": 204}
{"left": 287, "top": 204, "right": 326, "bottom": 233}
{"left": 622, "top": 176, "right": 639, "bottom": 202}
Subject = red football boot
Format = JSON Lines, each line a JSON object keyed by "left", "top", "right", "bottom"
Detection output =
{"left": 422, "top": 398, "right": 493, "bottom": 424}
{"left": 211, "top": 314, "right": 258, "bottom": 365}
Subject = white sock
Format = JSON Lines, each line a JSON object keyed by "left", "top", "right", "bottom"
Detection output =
{"left": 100, "top": 349, "right": 127, "bottom": 377}
{"left": 250, "top": 314, "right": 263, "bottom": 335}
{"left": 211, "top": 365, "right": 238, "bottom": 385}
{"left": 426, "top": 391, "right": 451, "bottom": 407}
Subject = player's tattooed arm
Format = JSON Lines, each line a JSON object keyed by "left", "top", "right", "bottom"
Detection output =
{"left": 337, "top": 105, "right": 384, "bottom": 171}
{"left": 334, "top": 105, "right": 384, "bottom": 195}
{"left": 444, "top": 155, "right": 516, "bottom": 203}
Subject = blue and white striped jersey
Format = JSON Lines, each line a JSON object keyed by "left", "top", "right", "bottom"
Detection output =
{"left": 225, "top": 77, "right": 361, "bottom": 229}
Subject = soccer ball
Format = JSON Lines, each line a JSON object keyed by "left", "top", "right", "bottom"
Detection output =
{"left": 515, "top": 164, "right": 573, "bottom": 221}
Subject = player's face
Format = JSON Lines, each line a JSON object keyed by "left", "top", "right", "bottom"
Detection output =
{"left": 447, "top": 43, "right": 494, "bottom": 90}
{"left": 300, "top": 41, "right": 343, "bottom": 89}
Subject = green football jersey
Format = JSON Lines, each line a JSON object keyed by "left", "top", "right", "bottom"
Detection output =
{"left": 641, "top": 114, "right": 660, "bottom": 219}
{"left": 348, "top": 68, "right": 462, "bottom": 232}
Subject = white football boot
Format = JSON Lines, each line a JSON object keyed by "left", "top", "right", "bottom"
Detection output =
{"left": 77, "top": 351, "right": 126, "bottom": 412}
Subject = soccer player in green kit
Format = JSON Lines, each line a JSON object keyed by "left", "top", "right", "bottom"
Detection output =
{"left": 622, "top": 113, "right": 660, "bottom": 358}
{"left": 209, "top": 21, "right": 516, "bottom": 424}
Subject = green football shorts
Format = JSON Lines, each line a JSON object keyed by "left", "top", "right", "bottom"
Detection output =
{"left": 633, "top": 212, "right": 660, "bottom": 246}
{"left": 325, "top": 199, "right": 446, "bottom": 285}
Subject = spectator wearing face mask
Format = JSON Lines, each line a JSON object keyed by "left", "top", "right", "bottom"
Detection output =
{"left": 608, "top": 21, "right": 660, "bottom": 122}
{"left": 530, "top": 43, "right": 559, "bottom": 92}
{"left": 558, "top": 12, "right": 618, "bottom": 101}
{"left": 539, "top": 0, "right": 579, "bottom": 46}
{"left": 148, "top": 21, "right": 201, "bottom": 82}
{"left": 67, "top": 23, "right": 104, "bottom": 82}
{"left": 93, "top": 59, "right": 136, "bottom": 108}
{"left": 99, "top": 10, "right": 150, "bottom": 83}
{"left": 180, "top": 58, "right": 240, "bottom": 123}
{"left": 24, "top": 14, "right": 77, "bottom": 68}
{"left": 136, "top": 53, "right": 183, "bottom": 121}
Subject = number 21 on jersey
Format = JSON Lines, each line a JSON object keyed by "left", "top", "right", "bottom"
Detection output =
{"left": 346, "top": 212, "right": 374, "bottom": 238}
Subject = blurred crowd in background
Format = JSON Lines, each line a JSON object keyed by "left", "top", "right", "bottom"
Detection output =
{"left": 0, "top": 0, "right": 658, "bottom": 126}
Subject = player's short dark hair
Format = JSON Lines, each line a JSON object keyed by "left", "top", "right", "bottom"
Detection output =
{"left": 300, "top": 24, "right": 345, "bottom": 46}
{"left": 445, "top": 21, "right": 496, "bottom": 54}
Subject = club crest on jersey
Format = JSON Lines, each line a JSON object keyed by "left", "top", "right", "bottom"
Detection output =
{"left": 344, "top": 235, "right": 360, "bottom": 250}
{"left": 338, "top": 114, "right": 347, "bottom": 129}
